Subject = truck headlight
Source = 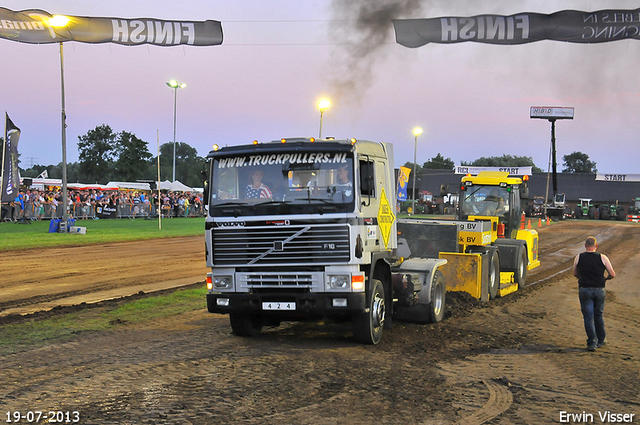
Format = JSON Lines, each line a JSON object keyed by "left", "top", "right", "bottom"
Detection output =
{"left": 327, "top": 275, "right": 350, "bottom": 289}
{"left": 213, "top": 275, "right": 233, "bottom": 289}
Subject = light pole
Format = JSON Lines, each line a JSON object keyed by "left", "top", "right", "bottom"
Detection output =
{"left": 166, "top": 80, "right": 186, "bottom": 182}
{"left": 412, "top": 127, "right": 423, "bottom": 215}
{"left": 49, "top": 15, "right": 70, "bottom": 232}
{"left": 317, "top": 99, "right": 330, "bottom": 139}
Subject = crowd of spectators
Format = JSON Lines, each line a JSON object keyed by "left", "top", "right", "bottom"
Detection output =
{"left": 1, "top": 187, "right": 205, "bottom": 221}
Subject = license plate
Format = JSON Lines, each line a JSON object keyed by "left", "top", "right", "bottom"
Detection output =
{"left": 262, "top": 302, "right": 296, "bottom": 311}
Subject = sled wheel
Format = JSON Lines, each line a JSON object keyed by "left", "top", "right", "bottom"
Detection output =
{"left": 515, "top": 248, "right": 528, "bottom": 289}
{"left": 488, "top": 252, "right": 500, "bottom": 300}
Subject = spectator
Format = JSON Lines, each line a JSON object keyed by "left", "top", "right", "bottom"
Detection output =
{"left": 573, "top": 236, "right": 616, "bottom": 352}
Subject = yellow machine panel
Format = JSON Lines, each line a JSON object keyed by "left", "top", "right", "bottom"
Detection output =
{"left": 438, "top": 252, "right": 486, "bottom": 301}
{"left": 516, "top": 229, "right": 541, "bottom": 270}
{"left": 499, "top": 272, "right": 517, "bottom": 297}
{"left": 458, "top": 218, "right": 494, "bottom": 247}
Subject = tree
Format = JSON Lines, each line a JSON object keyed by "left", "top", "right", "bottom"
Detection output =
{"left": 115, "top": 131, "right": 153, "bottom": 181}
{"left": 562, "top": 151, "right": 597, "bottom": 173}
{"left": 462, "top": 154, "right": 542, "bottom": 173}
{"left": 422, "top": 153, "right": 454, "bottom": 170}
{"left": 20, "top": 164, "right": 48, "bottom": 178}
{"left": 49, "top": 162, "right": 81, "bottom": 182}
{"left": 157, "top": 142, "right": 207, "bottom": 188}
{"left": 402, "top": 161, "right": 421, "bottom": 175}
{"left": 174, "top": 142, "right": 205, "bottom": 187}
{"left": 77, "top": 124, "right": 118, "bottom": 183}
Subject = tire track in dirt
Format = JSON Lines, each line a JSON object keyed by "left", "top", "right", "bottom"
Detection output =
{"left": 437, "top": 348, "right": 636, "bottom": 424}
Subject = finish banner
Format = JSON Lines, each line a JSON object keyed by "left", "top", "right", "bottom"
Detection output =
{"left": 393, "top": 9, "right": 640, "bottom": 48}
{"left": 1, "top": 113, "right": 21, "bottom": 203}
{"left": 0, "top": 7, "right": 223, "bottom": 46}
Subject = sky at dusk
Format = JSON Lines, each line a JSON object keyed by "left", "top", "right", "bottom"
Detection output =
{"left": 2, "top": 0, "right": 640, "bottom": 176}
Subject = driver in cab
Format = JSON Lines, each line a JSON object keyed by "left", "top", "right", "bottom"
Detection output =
{"left": 334, "top": 163, "right": 353, "bottom": 199}
{"left": 485, "top": 188, "right": 508, "bottom": 216}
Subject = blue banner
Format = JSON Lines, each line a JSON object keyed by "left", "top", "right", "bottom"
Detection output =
{"left": 397, "top": 166, "right": 411, "bottom": 202}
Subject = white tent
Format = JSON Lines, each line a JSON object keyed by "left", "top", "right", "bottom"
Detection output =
{"left": 169, "top": 180, "right": 193, "bottom": 192}
{"left": 106, "top": 181, "right": 152, "bottom": 191}
{"left": 156, "top": 180, "right": 193, "bottom": 192}
{"left": 157, "top": 180, "right": 173, "bottom": 190}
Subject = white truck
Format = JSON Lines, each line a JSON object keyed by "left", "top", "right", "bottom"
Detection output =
{"left": 204, "top": 138, "right": 539, "bottom": 344}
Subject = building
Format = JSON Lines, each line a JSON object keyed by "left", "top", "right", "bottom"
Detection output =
{"left": 410, "top": 169, "right": 640, "bottom": 214}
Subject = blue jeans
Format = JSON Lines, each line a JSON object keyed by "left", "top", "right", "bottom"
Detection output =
{"left": 579, "top": 287, "right": 606, "bottom": 347}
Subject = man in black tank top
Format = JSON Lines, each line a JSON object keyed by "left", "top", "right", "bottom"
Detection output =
{"left": 573, "top": 236, "right": 616, "bottom": 351}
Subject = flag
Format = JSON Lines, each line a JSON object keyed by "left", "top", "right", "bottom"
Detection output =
{"left": 0, "top": 7, "right": 223, "bottom": 47}
{"left": 397, "top": 166, "right": 411, "bottom": 202}
{"left": 1, "top": 113, "right": 21, "bottom": 202}
{"left": 393, "top": 9, "right": 640, "bottom": 48}
{"left": 37, "top": 169, "right": 48, "bottom": 179}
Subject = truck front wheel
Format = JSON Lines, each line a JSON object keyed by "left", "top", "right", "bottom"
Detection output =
{"left": 352, "top": 279, "right": 385, "bottom": 345}
{"left": 230, "top": 313, "right": 263, "bottom": 337}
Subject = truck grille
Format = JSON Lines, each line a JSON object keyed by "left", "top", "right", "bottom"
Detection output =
{"left": 212, "top": 224, "right": 350, "bottom": 266}
{"left": 237, "top": 272, "right": 322, "bottom": 289}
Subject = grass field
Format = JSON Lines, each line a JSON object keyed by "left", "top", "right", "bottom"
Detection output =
{"left": 0, "top": 217, "right": 205, "bottom": 251}
{"left": 0, "top": 286, "right": 207, "bottom": 355}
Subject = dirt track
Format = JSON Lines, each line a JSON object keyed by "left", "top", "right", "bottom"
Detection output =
{"left": 1, "top": 221, "right": 638, "bottom": 424}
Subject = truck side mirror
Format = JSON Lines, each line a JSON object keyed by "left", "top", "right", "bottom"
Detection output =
{"left": 440, "top": 184, "right": 449, "bottom": 197}
{"left": 520, "top": 186, "right": 529, "bottom": 200}
{"left": 359, "top": 160, "right": 374, "bottom": 207}
{"left": 201, "top": 169, "right": 209, "bottom": 206}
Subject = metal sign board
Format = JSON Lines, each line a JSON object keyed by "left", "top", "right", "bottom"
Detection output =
{"left": 530, "top": 107, "right": 574, "bottom": 119}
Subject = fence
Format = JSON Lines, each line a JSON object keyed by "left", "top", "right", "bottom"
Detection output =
{"left": 2, "top": 201, "right": 205, "bottom": 221}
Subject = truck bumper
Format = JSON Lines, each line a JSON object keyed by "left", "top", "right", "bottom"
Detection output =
{"left": 207, "top": 292, "right": 367, "bottom": 316}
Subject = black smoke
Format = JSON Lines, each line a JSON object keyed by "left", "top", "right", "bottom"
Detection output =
{"left": 328, "top": 0, "right": 425, "bottom": 102}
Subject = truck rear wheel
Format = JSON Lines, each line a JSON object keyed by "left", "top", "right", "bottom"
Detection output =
{"left": 229, "top": 313, "right": 263, "bottom": 337}
{"left": 352, "top": 279, "right": 385, "bottom": 345}
{"left": 426, "top": 270, "right": 446, "bottom": 323}
{"left": 488, "top": 252, "right": 500, "bottom": 299}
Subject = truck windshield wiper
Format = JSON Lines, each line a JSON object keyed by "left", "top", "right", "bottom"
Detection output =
{"left": 300, "top": 197, "right": 335, "bottom": 205}
{"left": 214, "top": 201, "right": 249, "bottom": 207}
{"left": 254, "top": 200, "right": 292, "bottom": 206}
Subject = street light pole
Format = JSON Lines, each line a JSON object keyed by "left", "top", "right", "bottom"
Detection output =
{"left": 412, "top": 127, "right": 423, "bottom": 215}
{"left": 166, "top": 80, "right": 186, "bottom": 182}
{"left": 317, "top": 99, "right": 330, "bottom": 139}
{"left": 48, "top": 15, "right": 71, "bottom": 233}
{"left": 59, "top": 41, "right": 68, "bottom": 232}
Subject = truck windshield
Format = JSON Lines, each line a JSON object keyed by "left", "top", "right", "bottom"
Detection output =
{"left": 209, "top": 154, "right": 355, "bottom": 215}
{"left": 461, "top": 185, "right": 510, "bottom": 217}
